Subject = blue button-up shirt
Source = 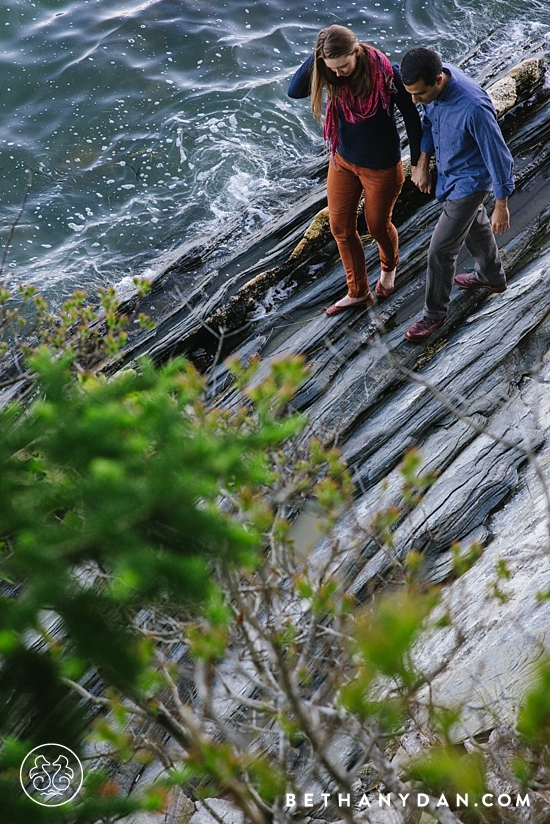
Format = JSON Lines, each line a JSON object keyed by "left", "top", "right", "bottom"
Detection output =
{"left": 420, "top": 64, "right": 514, "bottom": 202}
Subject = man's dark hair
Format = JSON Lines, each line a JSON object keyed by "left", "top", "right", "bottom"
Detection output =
{"left": 401, "top": 47, "right": 443, "bottom": 87}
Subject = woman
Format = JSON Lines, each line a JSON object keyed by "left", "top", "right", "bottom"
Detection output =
{"left": 288, "top": 25, "right": 422, "bottom": 315}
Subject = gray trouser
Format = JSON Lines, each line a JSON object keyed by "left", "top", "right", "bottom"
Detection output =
{"left": 424, "top": 191, "right": 506, "bottom": 321}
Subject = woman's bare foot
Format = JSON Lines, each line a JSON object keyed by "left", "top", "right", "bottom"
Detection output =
{"left": 334, "top": 293, "right": 373, "bottom": 308}
{"left": 325, "top": 292, "right": 373, "bottom": 316}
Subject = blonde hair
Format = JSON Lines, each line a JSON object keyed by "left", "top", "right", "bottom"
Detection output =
{"left": 311, "top": 25, "right": 374, "bottom": 122}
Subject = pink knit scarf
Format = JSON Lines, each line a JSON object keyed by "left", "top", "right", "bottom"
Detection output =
{"left": 323, "top": 45, "right": 395, "bottom": 156}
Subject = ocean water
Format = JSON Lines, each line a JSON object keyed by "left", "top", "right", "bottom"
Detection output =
{"left": 0, "top": 0, "right": 549, "bottom": 307}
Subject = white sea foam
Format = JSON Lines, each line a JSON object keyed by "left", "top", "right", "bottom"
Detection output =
{"left": 0, "top": 0, "right": 547, "bottom": 304}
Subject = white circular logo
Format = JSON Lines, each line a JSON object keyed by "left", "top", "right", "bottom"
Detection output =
{"left": 20, "top": 743, "right": 83, "bottom": 807}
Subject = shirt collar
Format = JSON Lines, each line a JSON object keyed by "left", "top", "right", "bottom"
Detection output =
{"left": 438, "top": 65, "right": 454, "bottom": 102}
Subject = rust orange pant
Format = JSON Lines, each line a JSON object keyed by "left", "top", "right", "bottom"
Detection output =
{"left": 326, "top": 155, "right": 405, "bottom": 298}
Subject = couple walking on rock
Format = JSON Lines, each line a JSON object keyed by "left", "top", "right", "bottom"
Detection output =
{"left": 288, "top": 25, "right": 513, "bottom": 341}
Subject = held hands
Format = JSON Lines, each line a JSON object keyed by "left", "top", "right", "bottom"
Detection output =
{"left": 491, "top": 199, "right": 510, "bottom": 234}
{"left": 410, "top": 152, "right": 432, "bottom": 194}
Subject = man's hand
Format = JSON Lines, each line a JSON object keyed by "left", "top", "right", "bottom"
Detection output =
{"left": 410, "top": 152, "right": 432, "bottom": 194}
{"left": 491, "top": 199, "right": 510, "bottom": 234}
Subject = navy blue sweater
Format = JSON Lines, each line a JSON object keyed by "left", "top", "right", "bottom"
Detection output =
{"left": 288, "top": 53, "right": 422, "bottom": 169}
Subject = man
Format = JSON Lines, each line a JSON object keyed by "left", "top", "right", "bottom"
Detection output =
{"left": 400, "top": 47, "right": 514, "bottom": 341}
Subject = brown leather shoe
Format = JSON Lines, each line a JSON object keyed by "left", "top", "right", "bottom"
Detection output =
{"left": 454, "top": 272, "right": 507, "bottom": 293}
{"left": 405, "top": 315, "right": 446, "bottom": 342}
{"left": 325, "top": 292, "right": 374, "bottom": 316}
